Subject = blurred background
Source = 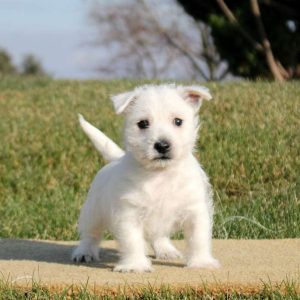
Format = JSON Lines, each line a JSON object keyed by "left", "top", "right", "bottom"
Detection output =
{"left": 1, "top": 0, "right": 299, "bottom": 82}
{"left": 0, "top": 0, "right": 299, "bottom": 242}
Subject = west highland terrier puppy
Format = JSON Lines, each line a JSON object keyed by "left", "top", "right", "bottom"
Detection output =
{"left": 72, "top": 84, "right": 220, "bottom": 272}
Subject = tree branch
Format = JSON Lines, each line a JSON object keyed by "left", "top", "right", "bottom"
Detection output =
{"left": 250, "top": 0, "right": 285, "bottom": 81}
{"left": 215, "top": 0, "right": 264, "bottom": 52}
{"left": 141, "top": 0, "right": 209, "bottom": 80}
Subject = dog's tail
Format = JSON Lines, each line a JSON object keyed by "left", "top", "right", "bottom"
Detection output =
{"left": 78, "top": 114, "right": 125, "bottom": 162}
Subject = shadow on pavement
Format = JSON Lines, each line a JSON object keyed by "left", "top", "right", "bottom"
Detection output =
{"left": 0, "top": 239, "right": 185, "bottom": 269}
{"left": 0, "top": 239, "right": 118, "bottom": 269}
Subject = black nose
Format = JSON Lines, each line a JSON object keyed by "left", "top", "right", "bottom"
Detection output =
{"left": 154, "top": 139, "right": 171, "bottom": 154}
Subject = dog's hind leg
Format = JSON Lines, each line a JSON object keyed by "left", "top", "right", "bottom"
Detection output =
{"left": 72, "top": 229, "right": 103, "bottom": 263}
{"left": 152, "top": 237, "right": 182, "bottom": 260}
{"left": 72, "top": 204, "right": 103, "bottom": 263}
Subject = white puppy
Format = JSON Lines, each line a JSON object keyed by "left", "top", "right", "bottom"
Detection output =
{"left": 72, "top": 84, "right": 220, "bottom": 272}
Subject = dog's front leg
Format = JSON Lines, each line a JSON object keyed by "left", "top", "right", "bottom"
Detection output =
{"left": 114, "top": 215, "right": 153, "bottom": 273}
{"left": 184, "top": 204, "right": 220, "bottom": 269}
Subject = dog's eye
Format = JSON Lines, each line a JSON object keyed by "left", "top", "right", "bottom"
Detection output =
{"left": 174, "top": 118, "right": 183, "bottom": 127}
{"left": 137, "top": 120, "right": 149, "bottom": 129}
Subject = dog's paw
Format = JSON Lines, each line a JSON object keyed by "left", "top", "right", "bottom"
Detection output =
{"left": 155, "top": 247, "right": 182, "bottom": 260}
{"left": 72, "top": 254, "right": 95, "bottom": 263}
{"left": 113, "top": 264, "right": 153, "bottom": 273}
{"left": 186, "top": 256, "right": 220, "bottom": 269}
{"left": 71, "top": 246, "right": 99, "bottom": 263}
{"left": 113, "top": 259, "right": 153, "bottom": 273}
{"left": 153, "top": 239, "right": 182, "bottom": 260}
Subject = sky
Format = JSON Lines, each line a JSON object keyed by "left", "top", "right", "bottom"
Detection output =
{"left": 0, "top": 0, "right": 227, "bottom": 80}
{"left": 0, "top": 0, "right": 100, "bottom": 78}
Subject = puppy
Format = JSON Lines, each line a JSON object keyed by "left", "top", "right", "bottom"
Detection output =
{"left": 72, "top": 84, "right": 220, "bottom": 272}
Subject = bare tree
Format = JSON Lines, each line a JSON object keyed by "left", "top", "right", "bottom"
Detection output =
{"left": 87, "top": 0, "right": 228, "bottom": 80}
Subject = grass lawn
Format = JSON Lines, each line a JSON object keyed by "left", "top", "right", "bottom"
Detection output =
{"left": 0, "top": 77, "right": 299, "bottom": 240}
{"left": 0, "top": 280, "right": 299, "bottom": 300}
{"left": 0, "top": 77, "right": 299, "bottom": 299}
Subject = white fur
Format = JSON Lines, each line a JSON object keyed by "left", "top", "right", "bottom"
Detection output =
{"left": 78, "top": 114, "right": 124, "bottom": 162}
{"left": 72, "top": 84, "right": 220, "bottom": 272}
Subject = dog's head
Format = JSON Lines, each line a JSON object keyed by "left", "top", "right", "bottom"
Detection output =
{"left": 112, "top": 84, "right": 212, "bottom": 169}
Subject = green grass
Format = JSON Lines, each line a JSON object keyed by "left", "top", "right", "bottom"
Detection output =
{"left": 0, "top": 279, "right": 299, "bottom": 299}
{"left": 0, "top": 77, "right": 299, "bottom": 240}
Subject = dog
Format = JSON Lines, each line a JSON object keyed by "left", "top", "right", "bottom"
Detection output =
{"left": 72, "top": 84, "right": 220, "bottom": 272}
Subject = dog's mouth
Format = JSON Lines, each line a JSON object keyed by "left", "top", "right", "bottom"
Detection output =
{"left": 153, "top": 155, "right": 172, "bottom": 161}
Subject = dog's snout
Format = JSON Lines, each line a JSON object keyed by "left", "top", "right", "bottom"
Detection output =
{"left": 154, "top": 139, "right": 171, "bottom": 154}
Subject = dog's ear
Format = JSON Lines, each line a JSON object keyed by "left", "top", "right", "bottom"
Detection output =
{"left": 180, "top": 86, "right": 212, "bottom": 111}
{"left": 111, "top": 91, "right": 137, "bottom": 114}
